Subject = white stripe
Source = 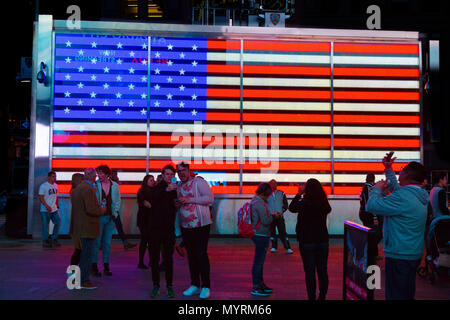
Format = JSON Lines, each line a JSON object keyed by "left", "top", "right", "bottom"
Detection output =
{"left": 53, "top": 146, "right": 330, "bottom": 160}
{"left": 53, "top": 147, "right": 147, "bottom": 157}
{"left": 53, "top": 122, "right": 330, "bottom": 136}
{"left": 207, "top": 100, "right": 240, "bottom": 110}
{"left": 243, "top": 53, "right": 330, "bottom": 65}
{"left": 334, "top": 126, "right": 419, "bottom": 136}
{"left": 334, "top": 79, "right": 419, "bottom": 89}
{"left": 244, "top": 125, "right": 330, "bottom": 135}
{"left": 334, "top": 103, "right": 419, "bottom": 113}
{"left": 207, "top": 52, "right": 241, "bottom": 62}
{"left": 243, "top": 101, "right": 331, "bottom": 111}
{"left": 243, "top": 173, "right": 331, "bottom": 183}
{"left": 334, "top": 174, "right": 388, "bottom": 183}
{"left": 54, "top": 122, "right": 147, "bottom": 132}
{"left": 207, "top": 101, "right": 331, "bottom": 111}
{"left": 334, "top": 55, "right": 418, "bottom": 66}
{"left": 334, "top": 150, "right": 420, "bottom": 160}
{"left": 206, "top": 77, "right": 331, "bottom": 87}
{"left": 244, "top": 77, "right": 330, "bottom": 87}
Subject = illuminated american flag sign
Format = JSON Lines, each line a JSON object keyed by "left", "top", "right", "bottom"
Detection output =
{"left": 51, "top": 32, "right": 421, "bottom": 195}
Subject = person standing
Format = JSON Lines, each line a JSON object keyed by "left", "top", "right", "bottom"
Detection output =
{"left": 366, "top": 153, "right": 429, "bottom": 300}
{"left": 110, "top": 169, "right": 137, "bottom": 250}
{"left": 250, "top": 183, "right": 281, "bottom": 296}
{"left": 91, "top": 165, "right": 121, "bottom": 277}
{"left": 429, "top": 172, "right": 449, "bottom": 219}
{"left": 69, "top": 173, "right": 84, "bottom": 267}
{"left": 137, "top": 174, "right": 155, "bottom": 269}
{"left": 149, "top": 165, "right": 178, "bottom": 298}
{"left": 70, "top": 168, "right": 106, "bottom": 289}
{"left": 289, "top": 179, "right": 332, "bottom": 300}
{"left": 176, "top": 162, "right": 214, "bottom": 300}
{"left": 359, "top": 173, "right": 384, "bottom": 260}
{"left": 38, "top": 171, "right": 61, "bottom": 248}
{"left": 267, "top": 179, "right": 292, "bottom": 254}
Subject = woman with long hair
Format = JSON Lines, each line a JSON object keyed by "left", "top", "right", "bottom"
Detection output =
{"left": 137, "top": 174, "right": 156, "bottom": 269}
{"left": 289, "top": 178, "right": 332, "bottom": 300}
{"left": 69, "top": 173, "right": 85, "bottom": 267}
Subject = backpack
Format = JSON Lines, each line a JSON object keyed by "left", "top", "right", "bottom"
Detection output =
{"left": 237, "top": 202, "right": 254, "bottom": 238}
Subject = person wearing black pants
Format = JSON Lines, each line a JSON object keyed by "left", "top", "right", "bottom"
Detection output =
{"left": 359, "top": 173, "right": 384, "bottom": 259}
{"left": 181, "top": 225, "right": 211, "bottom": 289}
{"left": 289, "top": 179, "right": 331, "bottom": 300}
{"left": 137, "top": 175, "right": 155, "bottom": 269}
{"left": 148, "top": 165, "right": 178, "bottom": 299}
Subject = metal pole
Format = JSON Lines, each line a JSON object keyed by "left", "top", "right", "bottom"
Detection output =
{"left": 206, "top": 0, "right": 209, "bottom": 25}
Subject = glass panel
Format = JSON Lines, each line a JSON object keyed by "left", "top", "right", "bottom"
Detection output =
{"left": 148, "top": 36, "right": 242, "bottom": 194}
{"left": 332, "top": 42, "right": 421, "bottom": 194}
{"left": 52, "top": 33, "right": 149, "bottom": 194}
{"left": 242, "top": 39, "right": 332, "bottom": 195}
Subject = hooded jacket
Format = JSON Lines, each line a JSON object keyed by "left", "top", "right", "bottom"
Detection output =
{"left": 366, "top": 168, "right": 429, "bottom": 260}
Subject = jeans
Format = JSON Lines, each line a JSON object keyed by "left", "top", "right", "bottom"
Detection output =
{"left": 92, "top": 215, "right": 115, "bottom": 264}
{"left": 385, "top": 257, "right": 421, "bottom": 300}
{"left": 80, "top": 238, "right": 95, "bottom": 285}
{"left": 40, "top": 210, "right": 61, "bottom": 241}
{"left": 271, "top": 217, "right": 291, "bottom": 250}
{"left": 181, "top": 225, "right": 211, "bottom": 288}
{"left": 149, "top": 232, "right": 175, "bottom": 287}
{"left": 251, "top": 235, "right": 270, "bottom": 289}
{"left": 299, "top": 242, "right": 329, "bottom": 300}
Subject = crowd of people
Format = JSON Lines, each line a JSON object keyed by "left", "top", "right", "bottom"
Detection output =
{"left": 37, "top": 153, "right": 448, "bottom": 300}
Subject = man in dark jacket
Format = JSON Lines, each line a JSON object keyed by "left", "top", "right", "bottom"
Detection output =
{"left": 70, "top": 168, "right": 105, "bottom": 289}
{"left": 359, "top": 173, "right": 384, "bottom": 259}
{"left": 148, "top": 164, "right": 178, "bottom": 298}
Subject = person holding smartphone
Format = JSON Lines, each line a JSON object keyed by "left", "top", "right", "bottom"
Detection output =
{"left": 148, "top": 164, "right": 178, "bottom": 298}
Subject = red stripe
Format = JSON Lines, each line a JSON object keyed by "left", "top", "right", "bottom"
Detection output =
{"left": 207, "top": 112, "right": 331, "bottom": 123}
{"left": 334, "top": 43, "right": 419, "bottom": 55}
{"left": 334, "top": 90, "right": 419, "bottom": 101}
{"left": 334, "top": 162, "right": 404, "bottom": 172}
{"left": 207, "top": 64, "right": 241, "bottom": 74}
{"left": 244, "top": 41, "right": 331, "bottom": 52}
{"left": 334, "top": 67, "right": 419, "bottom": 78}
{"left": 334, "top": 138, "right": 420, "bottom": 148}
{"left": 207, "top": 39, "right": 241, "bottom": 50}
{"left": 334, "top": 114, "right": 420, "bottom": 125}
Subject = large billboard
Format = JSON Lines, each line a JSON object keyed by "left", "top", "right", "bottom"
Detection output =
{"left": 50, "top": 32, "right": 421, "bottom": 196}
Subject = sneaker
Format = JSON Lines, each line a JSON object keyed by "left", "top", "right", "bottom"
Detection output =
{"left": 199, "top": 288, "right": 210, "bottom": 299}
{"left": 270, "top": 248, "right": 277, "bottom": 253}
{"left": 183, "top": 285, "right": 201, "bottom": 296}
{"left": 261, "top": 284, "right": 273, "bottom": 293}
{"left": 251, "top": 288, "right": 270, "bottom": 297}
{"left": 150, "top": 285, "right": 160, "bottom": 298}
{"left": 80, "top": 282, "right": 97, "bottom": 290}
{"left": 52, "top": 239, "right": 61, "bottom": 247}
{"left": 42, "top": 240, "right": 52, "bottom": 248}
{"left": 286, "top": 249, "right": 293, "bottom": 254}
{"left": 167, "top": 286, "right": 175, "bottom": 298}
